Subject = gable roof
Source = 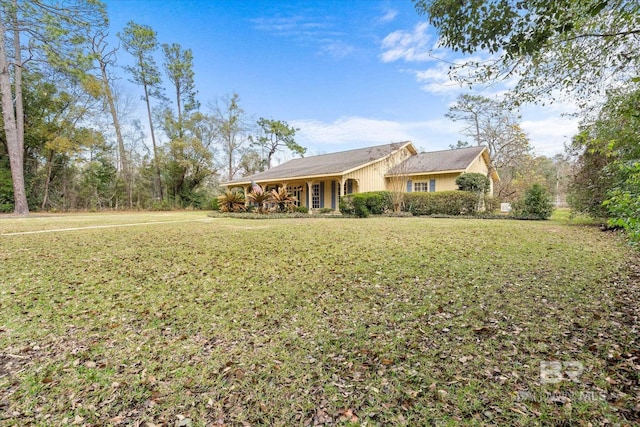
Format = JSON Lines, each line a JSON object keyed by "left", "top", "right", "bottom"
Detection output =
{"left": 386, "top": 145, "right": 489, "bottom": 175}
{"left": 224, "top": 141, "right": 416, "bottom": 185}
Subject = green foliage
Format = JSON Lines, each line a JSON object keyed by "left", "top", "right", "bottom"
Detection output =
{"left": 603, "top": 163, "right": 640, "bottom": 245}
{"left": 456, "top": 173, "right": 490, "bottom": 193}
{"left": 253, "top": 118, "right": 305, "bottom": 169}
{"left": 405, "top": 191, "right": 478, "bottom": 216}
{"left": 511, "top": 184, "right": 554, "bottom": 220}
{"left": 209, "top": 197, "right": 220, "bottom": 211}
{"left": 340, "top": 192, "right": 393, "bottom": 215}
{"left": 318, "top": 207, "right": 334, "bottom": 214}
{"left": 413, "top": 0, "right": 640, "bottom": 104}
{"left": 294, "top": 205, "right": 309, "bottom": 214}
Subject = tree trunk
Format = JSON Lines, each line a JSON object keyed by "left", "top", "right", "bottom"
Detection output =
{"left": 143, "top": 83, "right": 163, "bottom": 200}
{"left": 99, "top": 59, "right": 131, "bottom": 208}
{"left": 0, "top": 13, "right": 28, "bottom": 215}
{"left": 41, "top": 150, "right": 54, "bottom": 210}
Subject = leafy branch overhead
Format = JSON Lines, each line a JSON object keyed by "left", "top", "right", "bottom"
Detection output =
{"left": 413, "top": 0, "right": 640, "bottom": 104}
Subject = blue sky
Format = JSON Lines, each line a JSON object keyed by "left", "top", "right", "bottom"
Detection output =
{"left": 104, "top": 0, "right": 579, "bottom": 161}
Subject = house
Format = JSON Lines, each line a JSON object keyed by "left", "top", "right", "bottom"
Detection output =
{"left": 221, "top": 141, "right": 499, "bottom": 211}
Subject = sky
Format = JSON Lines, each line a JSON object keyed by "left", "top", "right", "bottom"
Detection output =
{"left": 103, "top": 0, "right": 580, "bottom": 162}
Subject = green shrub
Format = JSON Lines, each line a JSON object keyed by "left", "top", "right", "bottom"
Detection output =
{"left": 352, "top": 196, "right": 370, "bottom": 218}
{"left": 339, "top": 191, "right": 392, "bottom": 215}
{"left": 404, "top": 191, "right": 478, "bottom": 216}
{"left": 456, "top": 173, "right": 490, "bottom": 193}
{"left": 318, "top": 207, "right": 334, "bottom": 214}
{"left": 603, "top": 162, "right": 640, "bottom": 245}
{"left": 511, "top": 184, "right": 554, "bottom": 220}
{"left": 295, "top": 206, "right": 309, "bottom": 214}
{"left": 150, "top": 200, "right": 173, "bottom": 211}
{"left": 209, "top": 197, "right": 220, "bottom": 211}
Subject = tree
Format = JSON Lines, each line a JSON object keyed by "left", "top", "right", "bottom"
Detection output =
{"left": 237, "top": 150, "right": 265, "bottom": 177}
{"left": 212, "top": 93, "right": 250, "bottom": 181}
{"left": 413, "top": 0, "right": 640, "bottom": 104}
{"left": 446, "top": 94, "right": 532, "bottom": 199}
{"left": 0, "top": 0, "right": 106, "bottom": 215}
{"left": 512, "top": 184, "right": 554, "bottom": 220}
{"left": 567, "top": 84, "right": 640, "bottom": 221}
{"left": 252, "top": 118, "right": 305, "bottom": 169}
{"left": 162, "top": 43, "right": 198, "bottom": 137}
{"left": 119, "top": 21, "right": 165, "bottom": 201}
{"left": 90, "top": 29, "right": 132, "bottom": 208}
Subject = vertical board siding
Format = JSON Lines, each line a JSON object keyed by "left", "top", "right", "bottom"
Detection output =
{"left": 331, "top": 181, "right": 336, "bottom": 209}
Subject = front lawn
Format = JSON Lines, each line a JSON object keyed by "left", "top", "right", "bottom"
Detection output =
{"left": 0, "top": 213, "right": 638, "bottom": 426}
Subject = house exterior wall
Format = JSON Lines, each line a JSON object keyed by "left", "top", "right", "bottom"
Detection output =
{"left": 344, "top": 146, "right": 414, "bottom": 193}
{"left": 406, "top": 173, "right": 461, "bottom": 192}
{"left": 465, "top": 154, "right": 490, "bottom": 175}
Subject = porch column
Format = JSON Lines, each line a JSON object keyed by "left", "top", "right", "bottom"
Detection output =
{"left": 306, "top": 181, "right": 314, "bottom": 211}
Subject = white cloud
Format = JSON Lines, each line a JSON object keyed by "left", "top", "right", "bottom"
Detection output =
{"left": 521, "top": 116, "right": 579, "bottom": 155}
{"left": 290, "top": 116, "right": 464, "bottom": 153}
{"left": 380, "top": 22, "right": 434, "bottom": 63}
{"left": 378, "top": 8, "right": 398, "bottom": 23}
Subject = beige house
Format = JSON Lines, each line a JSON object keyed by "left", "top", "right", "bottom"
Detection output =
{"left": 221, "top": 141, "right": 498, "bottom": 211}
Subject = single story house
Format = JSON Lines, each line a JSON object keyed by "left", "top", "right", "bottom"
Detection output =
{"left": 221, "top": 141, "right": 499, "bottom": 211}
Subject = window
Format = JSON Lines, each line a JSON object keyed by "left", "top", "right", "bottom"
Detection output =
{"left": 290, "top": 186, "right": 302, "bottom": 206}
{"left": 312, "top": 184, "right": 320, "bottom": 209}
{"left": 414, "top": 182, "right": 429, "bottom": 192}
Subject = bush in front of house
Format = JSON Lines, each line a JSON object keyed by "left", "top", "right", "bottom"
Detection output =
{"left": 456, "top": 173, "right": 490, "bottom": 193}
{"left": 339, "top": 191, "right": 393, "bottom": 216}
{"left": 404, "top": 191, "right": 478, "bottom": 216}
{"left": 511, "top": 184, "right": 554, "bottom": 219}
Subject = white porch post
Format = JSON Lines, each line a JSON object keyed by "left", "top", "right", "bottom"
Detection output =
{"left": 306, "top": 181, "right": 314, "bottom": 211}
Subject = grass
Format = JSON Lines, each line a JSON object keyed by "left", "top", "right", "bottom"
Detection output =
{"left": 0, "top": 212, "right": 638, "bottom": 426}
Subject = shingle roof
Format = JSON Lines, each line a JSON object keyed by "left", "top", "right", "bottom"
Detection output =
{"left": 387, "top": 146, "right": 487, "bottom": 175}
{"left": 224, "top": 141, "right": 415, "bottom": 185}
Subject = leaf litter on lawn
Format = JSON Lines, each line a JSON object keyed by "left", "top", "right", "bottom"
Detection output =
{"left": 0, "top": 214, "right": 638, "bottom": 425}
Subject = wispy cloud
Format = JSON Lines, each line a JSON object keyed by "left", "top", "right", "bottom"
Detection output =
{"left": 378, "top": 8, "right": 398, "bottom": 23}
{"left": 380, "top": 22, "right": 434, "bottom": 63}
{"left": 290, "top": 116, "right": 464, "bottom": 152}
{"left": 251, "top": 13, "right": 355, "bottom": 59}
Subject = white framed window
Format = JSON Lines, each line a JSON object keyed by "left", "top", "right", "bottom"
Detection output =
{"left": 312, "top": 184, "right": 320, "bottom": 209}
{"left": 290, "top": 185, "right": 302, "bottom": 206}
{"left": 414, "top": 182, "right": 429, "bottom": 192}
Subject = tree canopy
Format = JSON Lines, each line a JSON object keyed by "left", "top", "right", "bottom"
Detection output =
{"left": 413, "top": 0, "right": 640, "bottom": 104}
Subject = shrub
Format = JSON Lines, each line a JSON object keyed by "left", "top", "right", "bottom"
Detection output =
{"left": 352, "top": 196, "right": 370, "bottom": 218}
{"left": 318, "top": 207, "right": 334, "bottom": 214}
{"left": 511, "top": 184, "right": 554, "bottom": 220}
{"left": 404, "top": 191, "right": 478, "bottom": 216}
{"left": 483, "top": 195, "right": 500, "bottom": 213}
{"left": 339, "top": 191, "right": 393, "bottom": 215}
{"left": 295, "top": 206, "right": 309, "bottom": 214}
{"left": 209, "top": 197, "right": 220, "bottom": 211}
{"left": 456, "top": 173, "right": 490, "bottom": 193}
{"left": 603, "top": 163, "right": 640, "bottom": 245}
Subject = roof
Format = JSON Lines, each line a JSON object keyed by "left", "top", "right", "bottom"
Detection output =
{"left": 223, "top": 141, "right": 416, "bottom": 185}
{"left": 387, "top": 145, "right": 489, "bottom": 175}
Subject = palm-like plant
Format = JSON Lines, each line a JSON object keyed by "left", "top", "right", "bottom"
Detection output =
{"left": 218, "top": 190, "right": 246, "bottom": 212}
{"left": 246, "top": 189, "right": 273, "bottom": 214}
{"left": 271, "top": 184, "right": 297, "bottom": 212}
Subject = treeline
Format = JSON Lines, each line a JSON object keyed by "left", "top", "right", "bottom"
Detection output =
{"left": 0, "top": 1, "right": 302, "bottom": 213}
